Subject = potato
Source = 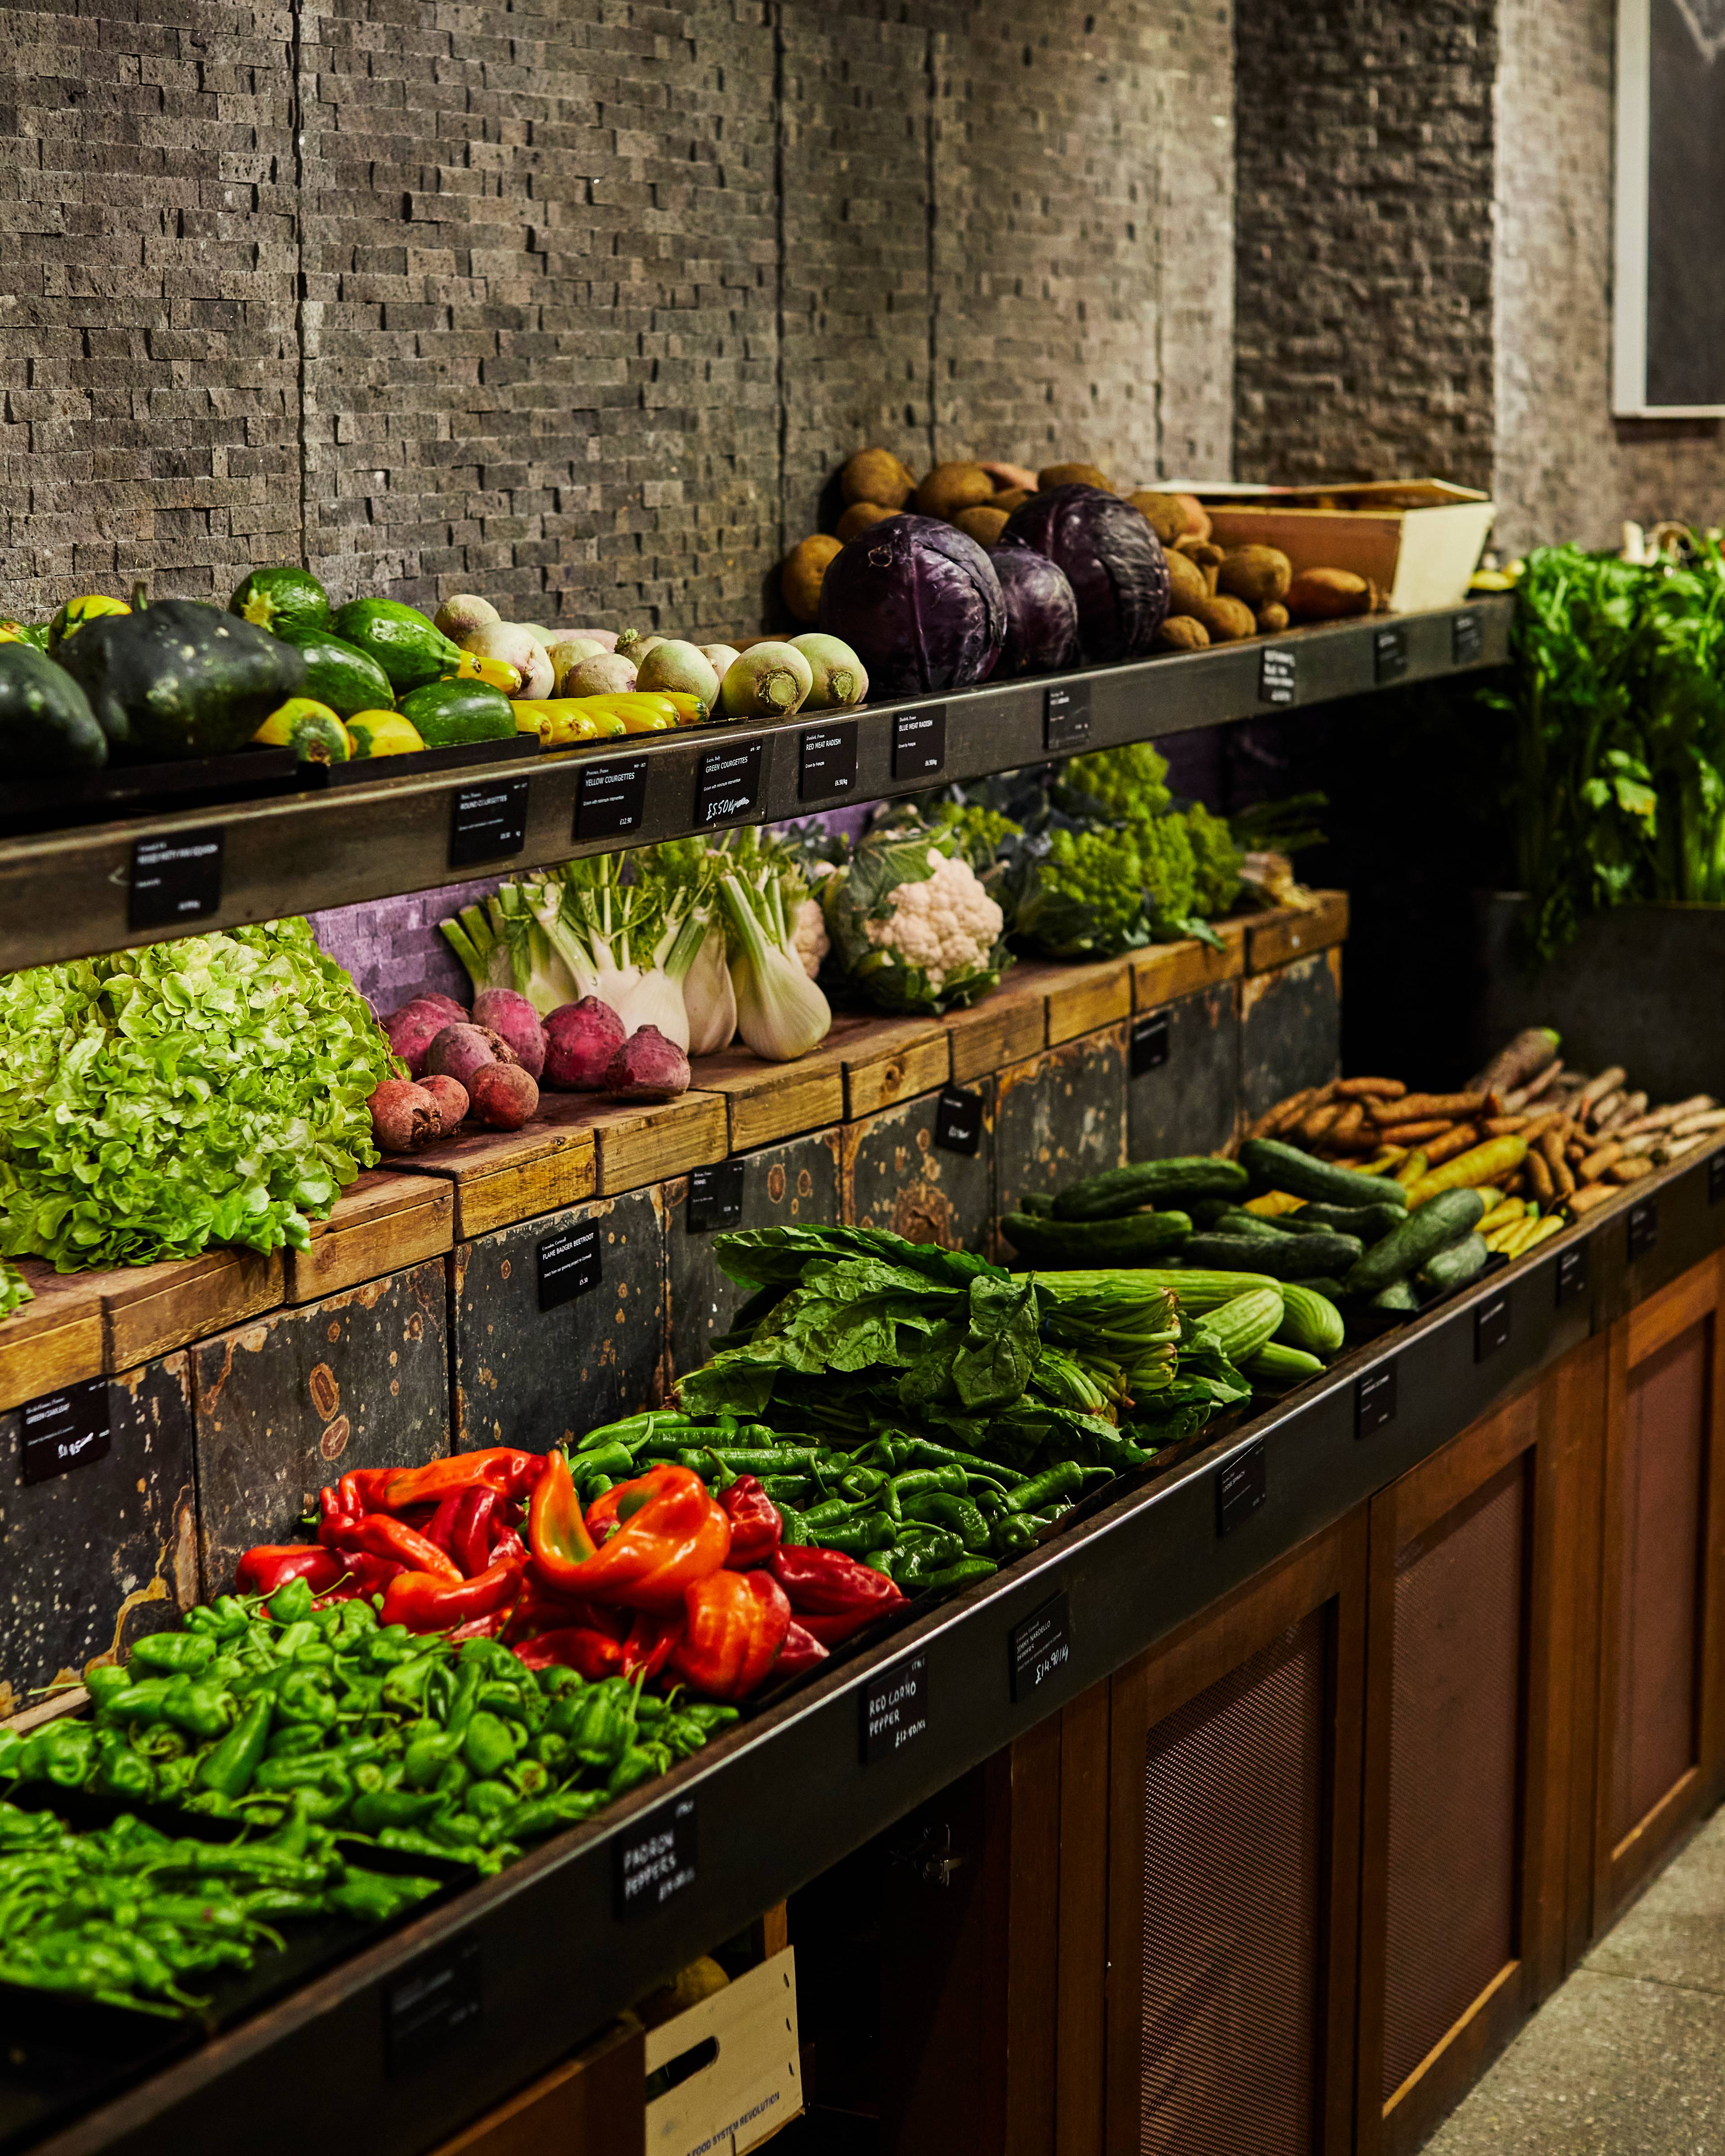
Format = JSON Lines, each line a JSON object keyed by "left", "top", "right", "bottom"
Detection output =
{"left": 841, "top": 447, "right": 916, "bottom": 510}
{"left": 1155, "top": 615, "right": 1210, "bottom": 653}
{"left": 1173, "top": 493, "right": 1212, "bottom": 541}
{"left": 1188, "top": 594, "right": 1256, "bottom": 643}
{"left": 915, "top": 462, "right": 995, "bottom": 521}
{"left": 979, "top": 460, "right": 1037, "bottom": 493}
{"left": 1175, "top": 537, "right": 1225, "bottom": 593}
{"left": 781, "top": 535, "right": 843, "bottom": 624}
{"left": 1165, "top": 549, "right": 1212, "bottom": 618}
{"left": 1257, "top": 602, "right": 1291, "bottom": 634}
{"left": 1038, "top": 462, "right": 1114, "bottom": 493}
{"left": 836, "top": 500, "right": 895, "bottom": 542}
{"left": 1129, "top": 491, "right": 1191, "bottom": 545}
{"left": 1217, "top": 545, "right": 1293, "bottom": 609}
{"left": 954, "top": 504, "right": 1009, "bottom": 548}
{"left": 1285, "top": 567, "right": 1373, "bottom": 621}
{"left": 991, "top": 488, "right": 1032, "bottom": 517}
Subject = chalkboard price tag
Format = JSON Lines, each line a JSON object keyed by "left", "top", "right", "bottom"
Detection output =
{"left": 1215, "top": 1441, "right": 1267, "bottom": 1536}
{"left": 1475, "top": 1290, "right": 1511, "bottom": 1362}
{"left": 19, "top": 1377, "right": 111, "bottom": 1488}
{"left": 1374, "top": 625, "right": 1409, "bottom": 684}
{"left": 686, "top": 1159, "right": 744, "bottom": 1234}
{"left": 1009, "top": 1591, "right": 1071, "bottom": 1702}
{"left": 891, "top": 706, "right": 947, "bottom": 781}
{"left": 449, "top": 777, "right": 530, "bottom": 868}
{"left": 128, "top": 830, "right": 223, "bottom": 932}
{"left": 1452, "top": 610, "right": 1484, "bottom": 666}
{"left": 1259, "top": 646, "right": 1297, "bottom": 706}
{"left": 694, "top": 739, "right": 764, "bottom": 828}
{"left": 615, "top": 1793, "right": 697, "bottom": 1920}
{"left": 575, "top": 755, "right": 649, "bottom": 842}
{"left": 387, "top": 1941, "right": 482, "bottom": 2077}
{"left": 1044, "top": 681, "right": 1092, "bottom": 753}
{"left": 536, "top": 1223, "right": 601, "bottom": 1312}
{"left": 1355, "top": 1365, "right": 1397, "bottom": 1440}
{"left": 1130, "top": 1012, "right": 1170, "bottom": 1076}
{"left": 934, "top": 1085, "right": 983, "bottom": 1157}
{"left": 1628, "top": 1200, "right": 1659, "bottom": 1260}
{"left": 1556, "top": 1241, "right": 1589, "bottom": 1306}
{"left": 798, "top": 720, "right": 858, "bottom": 801}
{"left": 861, "top": 1653, "right": 929, "bottom": 1763}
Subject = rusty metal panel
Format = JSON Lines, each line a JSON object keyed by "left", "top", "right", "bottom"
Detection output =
{"left": 452, "top": 1190, "right": 667, "bottom": 1448}
{"left": 664, "top": 1131, "right": 843, "bottom": 1389}
{"left": 191, "top": 1263, "right": 450, "bottom": 1596}
{"left": 1128, "top": 982, "right": 1240, "bottom": 1161}
{"left": 842, "top": 1082, "right": 995, "bottom": 1254}
{"left": 0, "top": 1356, "right": 197, "bottom": 1712}
{"left": 993, "top": 1025, "right": 1129, "bottom": 1225}
{"left": 1238, "top": 949, "right": 1343, "bottom": 1126}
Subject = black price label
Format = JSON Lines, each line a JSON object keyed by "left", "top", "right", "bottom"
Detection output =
{"left": 1373, "top": 625, "right": 1409, "bottom": 683}
{"left": 686, "top": 1159, "right": 744, "bottom": 1233}
{"left": 798, "top": 720, "right": 858, "bottom": 800}
{"left": 449, "top": 777, "right": 530, "bottom": 868}
{"left": 575, "top": 755, "right": 649, "bottom": 841}
{"left": 1628, "top": 1199, "right": 1659, "bottom": 1260}
{"left": 615, "top": 1793, "right": 697, "bottom": 1920}
{"left": 19, "top": 1378, "right": 111, "bottom": 1488}
{"left": 536, "top": 1223, "right": 601, "bottom": 1312}
{"left": 891, "top": 706, "right": 947, "bottom": 781}
{"left": 1557, "top": 1242, "right": 1589, "bottom": 1307}
{"left": 694, "top": 739, "right": 764, "bottom": 827}
{"left": 861, "top": 1653, "right": 929, "bottom": 1763}
{"left": 1475, "top": 1290, "right": 1511, "bottom": 1362}
{"left": 1009, "top": 1591, "right": 1071, "bottom": 1702}
{"left": 387, "top": 1941, "right": 482, "bottom": 2077}
{"left": 1452, "top": 610, "right": 1484, "bottom": 666}
{"left": 1259, "top": 646, "right": 1297, "bottom": 706}
{"left": 934, "top": 1085, "right": 983, "bottom": 1157}
{"left": 1216, "top": 1441, "right": 1267, "bottom": 1536}
{"left": 1356, "top": 1365, "right": 1397, "bottom": 1440}
{"left": 1711, "top": 1148, "right": 1725, "bottom": 1206}
{"left": 1130, "top": 1012, "right": 1170, "bottom": 1076}
{"left": 128, "top": 829, "right": 223, "bottom": 932}
{"left": 1044, "top": 681, "right": 1092, "bottom": 753}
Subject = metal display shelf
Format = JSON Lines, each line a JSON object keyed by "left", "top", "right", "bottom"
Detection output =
{"left": 30, "top": 1130, "right": 1717, "bottom": 2156}
{"left": 0, "top": 599, "right": 1511, "bottom": 973}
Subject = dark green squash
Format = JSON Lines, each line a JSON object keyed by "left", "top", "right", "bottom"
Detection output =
{"left": 230, "top": 566, "right": 330, "bottom": 639}
{"left": 0, "top": 645, "right": 108, "bottom": 771}
{"left": 397, "top": 678, "right": 516, "bottom": 746}
{"left": 56, "top": 599, "right": 306, "bottom": 760}
{"left": 274, "top": 623, "right": 394, "bottom": 718}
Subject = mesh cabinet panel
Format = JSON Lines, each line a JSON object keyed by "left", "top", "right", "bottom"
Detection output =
{"left": 1380, "top": 1460, "right": 1525, "bottom": 2103}
{"left": 1139, "top": 1614, "right": 1325, "bottom": 2155}
{"left": 1610, "top": 1319, "right": 1710, "bottom": 1847}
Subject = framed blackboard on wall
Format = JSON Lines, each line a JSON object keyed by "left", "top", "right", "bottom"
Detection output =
{"left": 1614, "top": 0, "right": 1725, "bottom": 415}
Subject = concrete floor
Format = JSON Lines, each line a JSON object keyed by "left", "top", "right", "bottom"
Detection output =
{"left": 1427, "top": 1808, "right": 1725, "bottom": 2154}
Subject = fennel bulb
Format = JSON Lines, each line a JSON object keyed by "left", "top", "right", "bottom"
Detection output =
{"left": 684, "top": 915, "right": 737, "bottom": 1054}
{"left": 719, "top": 869, "right": 832, "bottom": 1062}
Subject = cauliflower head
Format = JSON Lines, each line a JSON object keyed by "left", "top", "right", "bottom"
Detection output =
{"left": 791, "top": 894, "right": 829, "bottom": 980}
{"left": 863, "top": 848, "right": 1004, "bottom": 989}
{"left": 822, "top": 828, "right": 1013, "bottom": 1013}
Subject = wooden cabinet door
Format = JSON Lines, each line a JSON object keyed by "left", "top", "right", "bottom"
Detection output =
{"left": 1101, "top": 1509, "right": 1368, "bottom": 2156}
{"left": 1592, "top": 1250, "right": 1725, "bottom": 1932}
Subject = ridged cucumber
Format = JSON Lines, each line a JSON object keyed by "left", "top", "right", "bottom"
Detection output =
{"left": 1341, "top": 1188, "right": 1487, "bottom": 1299}
{"left": 1053, "top": 1156, "right": 1248, "bottom": 1222}
{"left": 1001, "top": 1210, "right": 1193, "bottom": 1267}
{"left": 1182, "top": 1230, "right": 1363, "bottom": 1281}
{"left": 1193, "top": 1286, "right": 1285, "bottom": 1364}
{"left": 1239, "top": 1137, "right": 1409, "bottom": 1211}
{"left": 1245, "top": 1341, "right": 1326, "bottom": 1388}
{"left": 1416, "top": 1232, "right": 1491, "bottom": 1296}
{"left": 1276, "top": 1282, "right": 1345, "bottom": 1355}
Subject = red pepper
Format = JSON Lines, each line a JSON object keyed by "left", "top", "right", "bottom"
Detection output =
{"left": 449, "top": 1486, "right": 500, "bottom": 1577}
{"left": 774, "top": 1621, "right": 830, "bottom": 1680}
{"left": 336, "top": 1467, "right": 397, "bottom": 1515}
{"left": 512, "top": 1626, "right": 627, "bottom": 1679}
{"left": 717, "top": 1476, "right": 783, "bottom": 1568}
{"left": 668, "top": 1569, "right": 791, "bottom": 1700}
{"left": 235, "top": 1545, "right": 342, "bottom": 1597}
{"left": 382, "top": 1449, "right": 542, "bottom": 1511}
{"left": 502, "top": 1580, "right": 628, "bottom": 1646}
{"left": 314, "top": 1547, "right": 407, "bottom": 1604}
{"left": 770, "top": 1546, "right": 906, "bottom": 1639}
{"left": 346, "top": 1514, "right": 463, "bottom": 1583}
{"left": 381, "top": 1555, "right": 525, "bottom": 1632}
{"left": 423, "top": 1489, "right": 468, "bottom": 1555}
{"left": 529, "top": 1456, "right": 731, "bottom": 1611}
{"left": 448, "top": 1610, "right": 510, "bottom": 1641}
{"left": 621, "top": 1608, "right": 686, "bottom": 1683}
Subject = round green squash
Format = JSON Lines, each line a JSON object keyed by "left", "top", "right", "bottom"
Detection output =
{"left": 230, "top": 566, "right": 331, "bottom": 639}
{"left": 0, "top": 645, "right": 108, "bottom": 771}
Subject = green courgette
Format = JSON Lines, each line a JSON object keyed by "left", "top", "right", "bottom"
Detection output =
{"left": 397, "top": 678, "right": 516, "bottom": 747}
{"left": 1341, "top": 1188, "right": 1488, "bottom": 1299}
{"left": 1053, "top": 1156, "right": 1248, "bottom": 1222}
{"left": 1290, "top": 1200, "right": 1407, "bottom": 1243}
{"left": 1001, "top": 1210, "right": 1193, "bottom": 1267}
{"left": 1276, "top": 1282, "right": 1345, "bottom": 1355}
{"left": 1181, "top": 1230, "right": 1363, "bottom": 1281}
{"left": 1416, "top": 1232, "right": 1491, "bottom": 1296}
{"left": 230, "top": 566, "right": 330, "bottom": 638}
{"left": 274, "top": 624, "right": 396, "bottom": 718}
{"left": 1239, "top": 1137, "right": 1409, "bottom": 1212}
{"left": 331, "top": 599, "right": 462, "bottom": 692}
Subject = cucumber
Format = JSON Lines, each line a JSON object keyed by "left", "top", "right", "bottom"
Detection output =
{"left": 1291, "top": 1200, "right": 1407, "bottom": 1243}
{"left": 1244, "top": 1341, "right": 1325, "bottom": 1389}
{"left": 1001, "top": 1210, "right": 1194, "bottom": 1267}
{"left": 1341, "top": 1188, "right": 1488, "bottom": 1299}
{"left": 1294, "top": 1276, "right": 1345, "bottom": 1301}
{"left": 276, "top": 624, "right": 395, "bottom": 718}
{"left": 398, "top": 678, "right": 516, "bottom": 747}
{"left": 1053, "top": 1156, "right": 1248, "bottom": 1222}
{"left": 1417, "top": 1232, "right": 1491, "bottom": 1296}
{"left": 1194, "top": 1286, "right": 1285, "bottom": 1364}
{"left": 1018, "top": 1191, "right": 1058, "bottom": 1218}
{"left": 1239, "top": 1137, "right": 1409, "bottom": 1211}
{"left": 1181, "top": 1231, "right": 1363, "bottom": 1281}
{"left": 1368, "top": 1278, "right": 1420, "bottom": 1313}
{"left": 331, "top": 598, "right": 463, "bottom": 692}
{"left": 1212, "top": 1206, "right": 1298, "bottom": 1239}
{"left": 1276, "top": 1282, "right": 1345, "bottom": 1355}
{"left": 230, "top": 566, "right": 330, "bottom": 638}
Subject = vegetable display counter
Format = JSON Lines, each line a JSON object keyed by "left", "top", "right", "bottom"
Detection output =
{"left": 13, "top": 1135, "right": 1723, "bottom": 2156}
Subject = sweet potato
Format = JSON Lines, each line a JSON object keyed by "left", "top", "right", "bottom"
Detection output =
{"left": 1284, "top": 568, "right": 1373, "bottom": 622}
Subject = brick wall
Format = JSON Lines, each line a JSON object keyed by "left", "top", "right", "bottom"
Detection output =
{"left": 0, "top": 0, "right": 1236, "bottom": 633}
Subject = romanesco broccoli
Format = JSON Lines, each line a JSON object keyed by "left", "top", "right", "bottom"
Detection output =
{"left": 1065, "top": 741, "right": 1173, "bottom": 822}
{"left": 1185, "top": 802, "right": 1243, "bottom": 917}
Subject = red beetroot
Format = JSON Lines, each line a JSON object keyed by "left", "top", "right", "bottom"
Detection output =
{"left": 383, "top": 996, "right": 467, "bottom": 1076}
{"left": 369, "top": 1078, "right": 440, "bottom": 1153}
{"left": 471, "top": 988, "right": 546, "bottom": 1080}
{"left": 603, "top": 1025, "right": 690, "bottom": 1101}
{"left": 418, "top": 1074, "right": 469, "bottom": 1135}
{"left": 542, "top": 998, "right": 626, "bottom": 1090}
{"left": 425, "top": 1022, "right": 519, "bottom": 1093}
{"left": 469, "top": 1061, "right": 539, "bottom": 1131}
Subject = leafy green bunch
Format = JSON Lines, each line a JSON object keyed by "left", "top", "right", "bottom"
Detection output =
{"left": 0, "top": 920, "right": 393, "bottom": 1271}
